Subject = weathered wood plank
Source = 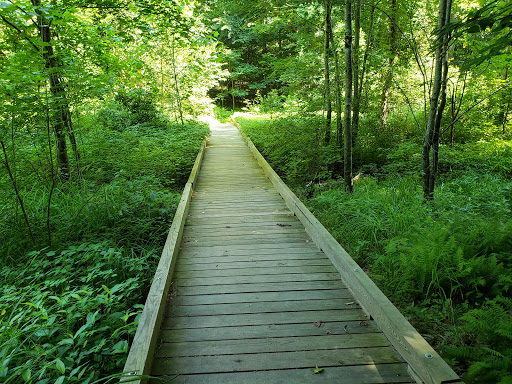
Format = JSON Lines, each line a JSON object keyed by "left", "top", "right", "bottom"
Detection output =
{"left": 173, "top": 280, "right": 347, "bottom": 295}
{"left": 174, "top": 272, "right": 340, "bottom": 287}
{"left": 174, "top": 258, "right": 332, "bottom": 271}
{"left": 173, "top": 265, "right": 337, "bottom": 279}
{"left": 149, "top": 363, "right": 414, "bottom": 384}
{"left": 181, "top": 237, "right": 311, "bottom": 247}
{"left": 182, "top": 227, "right": 307, "bottom": 239}
{"left": 162, "top": 309, "right": 369, "bottom": 329}
{"left": 239, "top": 125, "right": 461, "bottom": 383}
{"left": 159, "top": 320, "right": 379, "bottom": 343}
{"left": 151, "top": 347, "right": 402, "bottom": 375}
{"left": 186, "top": 210, "right": 293, "bottom": 219}
{"left": 168, "top": 298, "right": 360, "bottom": 317}
{"left": 171, "top": 289, "right": 351, "bottom": 305}
{"left": 179, "top": 242, "right": 320, "bottom": 254}
{"left": 156, "top": 333, "right": 390, "bottom": 358}
{"left": 176, "top": 252, "right": 326, "bottom": 265}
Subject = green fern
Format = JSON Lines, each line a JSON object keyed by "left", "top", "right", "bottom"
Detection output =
{"left": 441, "top": 297, "right": 512, "bottom": 383}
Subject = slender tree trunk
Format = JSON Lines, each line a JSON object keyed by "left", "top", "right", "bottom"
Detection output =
{"left": 359, "top": 1, "right": 375, "bottom": 100}
{"left": 1, "top": 141, "right": 35, "bottom": 243}
{"left": 32, "top": 0, "right": 72, "bottom": 180}
{"left": 504, "top": 103, "right": 510, "bottom": 135}
{"left": 421, "top": 0, "right": 451, "bottom": 200}
{"left": 45, "top": 83, "right": 55, "bottom": 248}
{"left": 327, "top": 8, "right": 343, "bottom": 147}
{"left": 324, "top": 0, "right": 332, "bottom": 144}
{"left": 431, "top": 49, "right": 449, "bottom": 191}
{"left": 380, "top": 0, "right": 398, "bottom": 129}
{"left": 501, "top": 65, "right": 509, "bottom": 134}
{"left": 344, "top": 0, "right": 353, "bottom": 193}
{"left": 449, "top": 73, "right": 466, "bottom": 145}
{"left": 352, "top": 0, "right": 361, "bottom": 148}
{"left": 171, "top": 38, "right": 184, "bottom": 125}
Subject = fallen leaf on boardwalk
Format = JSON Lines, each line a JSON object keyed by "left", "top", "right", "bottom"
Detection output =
{"left": 359, "top": 321, "right": 369, "bottom": 327}
{"left": 312, "top": 366, "right": 324, "bottom": 374}
{"left": 326, "top": 330, "right": 331, "bottom": 334}
{"left": 314, "top": 321, "right": 323, "bottom": 327}
{"left": 276, "top": 223, "right": 292, "bottom": 227}
{"left": 345, "top": 302, "right": 355, "bottom": 305}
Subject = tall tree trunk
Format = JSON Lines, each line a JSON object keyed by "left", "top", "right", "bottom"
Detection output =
{"left": 504, "top": 103, "right": 510, "bottom": 135}
{"left": 380, "top": 0, "right": 398, "bottom": 129}
{"left": 32, "top": 0, "right": 72, "bottom": 180}
{"left": 171, "top": 38, "right": 184, "bottom": 125}
{"left": 327, "top": 6, "right": 343, "bottom": 147}
{"left": 344, "top": 0, "right": 353, "bottom": 193}
{"left": 421, "top": 0, "right": 452, "bottom": 200}
{"left": 500, "top": 65, "right": 509, "bottom": 134}
{"left": 2, "top": 141, "right": 35, "bottom": 243}
{"left": 449, "top": 73, "right": 466, "bottom": 145}
{"left": 352, "top": 0, "right": 361, "bottom": 148}
{"left": 324, "top": 0, "right": 332, "bottom": 144}
{"left": 431, "top": 45, "right": 449, "bottom": 192}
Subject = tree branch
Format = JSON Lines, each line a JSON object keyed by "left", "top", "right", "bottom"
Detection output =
{"left": 441, "top": 80, "right": 512, "bottom": 135}
{"left": 0, "top": 15, "right": 40, "bottom": 52}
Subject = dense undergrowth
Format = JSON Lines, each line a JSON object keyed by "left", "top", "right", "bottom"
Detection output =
{"left": 236, "top": 112, "right": 512, "bottom": 383}
{"left": 0, "top": 89, "right": 208, "bottom": 383}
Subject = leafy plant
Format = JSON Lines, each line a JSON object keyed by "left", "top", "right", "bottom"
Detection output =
{"left": 0, "top": 243, "right": 154, "bottom": 383}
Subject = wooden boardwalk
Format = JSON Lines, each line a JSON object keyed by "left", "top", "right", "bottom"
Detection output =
{"left": 123, "top": 121, "right": 460, "bottom": 384}
{"left": 148, "top": 123, "right": 413, "bottom": 383}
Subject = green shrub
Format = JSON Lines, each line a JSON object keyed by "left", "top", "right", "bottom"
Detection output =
{"left": 441, "top": 297, "right": 512, "bottom": 383}
{"left": 0, "top": 242, "right": 157, "bottom": 383}
{"left": 114, "top": 88, "right": 159, "bottom": 124}
{"left": 236, "top": 114, "right": 341, "bottom": 185}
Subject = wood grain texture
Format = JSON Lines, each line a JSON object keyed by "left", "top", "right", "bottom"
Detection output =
{"left": 237, "top": 122, "right": 461, "bottom": 384}
{"left": 148, "top": 364, "right": 414, "bottom": 384}
{"left": 120, "top": 141, "right": 206, "bottom": 383}
{"left": 127, "top": 122, "right": 458, "bottom": 384}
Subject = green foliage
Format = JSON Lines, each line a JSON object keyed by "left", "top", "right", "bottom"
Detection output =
{"left": 236, "top": 114, "right": 341, "bottom": 185}
{"left": 88, "top": 118, "right": 209, "bottom": 186}
{"left": 213, "top": 106, "right": 234, "bottom": 123}
{"left": 305, "top": 171, "right": 512, "bottom": 380}
{"left": 441, "top": 297, "right": 512, "bottom": 383}
{"left": 0, "top": 242, "right": 155, "bottom": 383}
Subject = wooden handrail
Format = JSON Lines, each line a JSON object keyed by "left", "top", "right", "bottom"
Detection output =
{"left": 235, "top": 122, "right": 461, "bottom": 384}
{"left": 120, "top": 140, "right": 207, "bottom": 383}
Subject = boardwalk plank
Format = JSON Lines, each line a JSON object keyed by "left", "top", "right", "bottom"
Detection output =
{"left": 149, "top": 364, "right": 414, "bottom": 384}
{"left": 162, "top": 309, "right": 369, "bottom": 329}
{"left": 168, "top": 298, "right": 360, "bottom": 317}
{"left": 171, "top": 289, "right": 351, "bottom": 305}
{"left": 155, "top": 333, "right": 390, "bottom": 357}
{"left": 159, "top": 320, "right": 380, "bottom": 342}
{"left": 151, "top": 347, "right": 402, "bottom": 375}
{"left": 173, "top": 280, "right": 347, "bottom": 295}
{"left": 174, "top": 272, "right": 340, "bottom": 287}
{"left": 142, "top": 123, "right": 418, "bottom": 384}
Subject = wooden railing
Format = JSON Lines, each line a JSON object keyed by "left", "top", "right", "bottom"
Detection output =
{"left": 120, "top": 140, "right": 206, "bottom": 384}
{"left": 236, "top": 122, "right": 461, "bottom": 384}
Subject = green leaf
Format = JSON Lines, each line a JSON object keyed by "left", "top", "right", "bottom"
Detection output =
{"left": 55, "top": 359, "right": 65, "bottom": 374}
{"left": 21, "top": 368, "right": 31, "bottom": 382}
{"left": 0, "top": 365, "right": 8, "bottom": 378}
{"left": 55, "top": 376, "right": 65, "bottom": 384}
{"left": 312, "top": 365, "right": 324, "bottom": 374}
